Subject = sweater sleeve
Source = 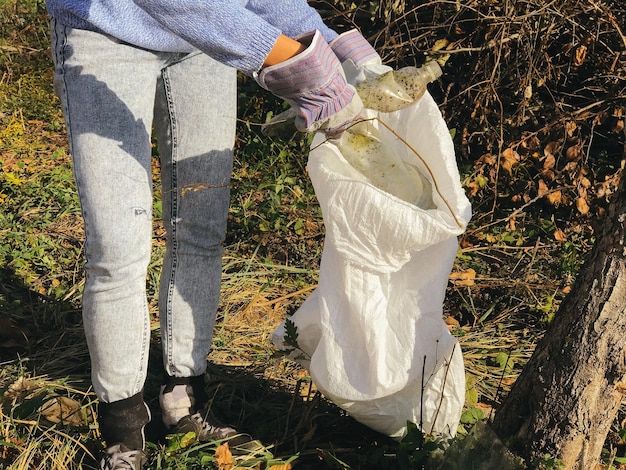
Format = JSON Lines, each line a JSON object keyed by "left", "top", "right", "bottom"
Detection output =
{"left": 245, "top": 0, "right": 338, "bottom": 43}
{"left": 132, "top": 0, "right": 338, "bottom": 76}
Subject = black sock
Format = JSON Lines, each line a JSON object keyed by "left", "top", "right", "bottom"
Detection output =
{"left": 98, "top": 391, "right": 150, "bottom": 450}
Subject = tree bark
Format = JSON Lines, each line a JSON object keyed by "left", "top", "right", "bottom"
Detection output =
{"left": 492, "top": 175, "right": 626, "bottom": 469}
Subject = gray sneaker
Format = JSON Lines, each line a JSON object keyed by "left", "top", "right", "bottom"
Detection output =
{"left": 99, "top": 444, "right": 145, "bottom": 470}
{"left": 173, "top": 412, "right": 264, "bottom": 454}
{"left": 160, "top": 377, "right": 263, "bottom": 455}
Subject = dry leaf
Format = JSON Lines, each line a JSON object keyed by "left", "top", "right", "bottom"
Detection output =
{"left": 476, "top": 402, "right": 494, "bottom": 417}
{"left": 537, "top": 179, "right": 549, "bottom": 197}
{"left": 39, "top": 396, "right": 87, "bottom": 426}
{"left": 460, "top": 237, "right": 473, "bottom": 249}
{"left": 292, "top": 369, "right": 310, "bottom": 379}
{"left": 500, "top": 376, "right": 516, "bottom": 386}
{"left": 547, "top": 190, "right": 562, "bottom": 206}
{"left": 521, "top": 135, "right": 541, "bottom": 150}
{"left": 450, "top": 268, "right": 476, "bottom": 286}
{"left": 576, "top": 197, "right": 590, "bottom": 215}
{"left": 565, "top": 144, "right": 581, "bottom": 161}
{"left": 612, "top": 108, "right": 623, "bottom": 133}
{"left": 467, "top": 180, "right": 481, "bottom": 196}
{"left": 543, "top": 153, "right": 556, "bottom": 171}
{"left": 554, "top": 229, "right": 567, "bottom": 242}
{"left": 544, "top": 141, "right": 560, "bottom": 160}
{"left": 215, "top": 443, "right": 233, "bottom": 470}
{"left": 578, "top": 175, "right": 591, "bottom": 189}
{"left": 8, "top": 377, "right": 39, "bottom": 394}
{"left": 476, "top": 153, "right": 496, "bottom": 166}
{"left": 432, "top": 38, "right": 449, "bottom": 51}
{"left": 593, "top": 111, "right": 606, "bottom": 126}
{"left": 269, "top": 464, "right": 293, "bottom": 470}
{"left": 541, "top": 169, "right": 556, "bottom": 182}
{"left": 561, "top": 285, "right": 572, "bottom": 294}
{"left": 565, "top": 120, "right": 577, "bottom": 137}
{"left": 574, "top": 45, "right": 587, "bottom": 66}
{"left": 523, "top": 84, "right": 532, "bottom": 100}
{"left": 444, "top": 316, "right": 461, "bottom": 330}
{"left": 501, "top": 148, "right": 520, "bottom": 174}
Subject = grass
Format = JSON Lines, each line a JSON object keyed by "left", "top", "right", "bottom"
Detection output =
{"left": 1, "top": 0, "right": 625, "bottom": 469}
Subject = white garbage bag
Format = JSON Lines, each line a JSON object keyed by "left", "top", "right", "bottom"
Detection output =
{"left": 273, "top": 91, "right": 472, "bottom": 439}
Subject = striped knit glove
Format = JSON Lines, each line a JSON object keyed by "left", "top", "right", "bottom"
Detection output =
{"left": 255, "top": 30, "right": 362, "bottom": 136}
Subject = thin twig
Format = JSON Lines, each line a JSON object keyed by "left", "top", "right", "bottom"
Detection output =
{"left": 430, "top": 344, "right": 457, "bottom": 434}
{"left": 311, "top": 116, "right": 466, "bottom": 228}
{"left": 374, "top": 118, "right": 466, "bottom": 228}
{"left": 429, "top": 34, "right": 521, "bottom": 54}
{"left": 467, "top": 185, "right": 575, "bottom": 235}
{"left": 420, "top": 355, "right": 426, "bottom": 432}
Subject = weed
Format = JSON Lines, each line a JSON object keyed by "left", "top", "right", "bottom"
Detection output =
{"left": 533, "top": 454, "right": 566, "bottom": 470}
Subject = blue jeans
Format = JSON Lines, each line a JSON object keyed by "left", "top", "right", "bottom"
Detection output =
{"left": 51, "top": 19, "right": 237, "bottom": 403}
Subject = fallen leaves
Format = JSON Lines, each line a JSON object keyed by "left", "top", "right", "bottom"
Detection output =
{"left": 2, "top": 376, "right": 95, "bottom": 429}
{"left": 576, "top": 197, "right": 590, "bottom": 215}
{"left": 450, "top": 269, "right": 476, "bottom": 287}
{"left": 216, "top": 443, "right": 234, "bottom": 470}
{"left": 39, "top": 396, "right": 89, "bottom": 426}
{"left": 501, "top": 147, "right": 520, "bottom": 174}
{"left": 613, "top": 111, "right": 624, "bottom": 134}
{"left": 546, "top": 189, "right": 563, "bottom": 207}
{"left": 466, "top": 117, "right": 612, "bottom": 223}
{"left": 542, "top": 141, "right": 560, "bottom": 171}
{"left": 553, "top": 228, "right": 567, "bottom": 242}
{"left": 444, "top": 316, "right": 461, "bottom": 331}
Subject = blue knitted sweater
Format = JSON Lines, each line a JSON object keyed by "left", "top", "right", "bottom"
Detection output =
{"left": 46, "top": 0, "right": 338, "bottom": 75}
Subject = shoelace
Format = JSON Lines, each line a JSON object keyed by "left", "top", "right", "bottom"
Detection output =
{"left": 190, "top": 412, "right": 238, "bottom": 440}
{"left": 100, "top": 449, "right": 142, "bottom": 470}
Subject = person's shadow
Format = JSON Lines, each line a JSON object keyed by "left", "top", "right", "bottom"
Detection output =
{"left": 0, "top": 266, "right": 394, "bottom": 469}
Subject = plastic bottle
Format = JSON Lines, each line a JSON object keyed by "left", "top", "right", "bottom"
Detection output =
{"left": 339, "top": 131, "right": 434, "bottom": 207}
{"left": 356, "top": 61, "right": 442, "bottom": 113}
{"left": 337, "top": 61, "right": 442, "bottom": 206}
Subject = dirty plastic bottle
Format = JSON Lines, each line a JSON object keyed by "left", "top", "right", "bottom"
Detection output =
{"left": 337, "top": 61, "right": 443, "bottom": 206}
{"left": 356, "top": 61, "right": 442, "bottom": 113}
{"left": 339, "top": 130, "right": 435, "bottom": 207}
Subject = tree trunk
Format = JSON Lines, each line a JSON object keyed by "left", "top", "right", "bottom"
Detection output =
{"left": 492, "top": 174, "right": 626, "bottom": 469}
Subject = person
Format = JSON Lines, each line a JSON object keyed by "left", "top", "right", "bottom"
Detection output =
{"left": 45, "top": 0, "right": 384, "bottom": 468}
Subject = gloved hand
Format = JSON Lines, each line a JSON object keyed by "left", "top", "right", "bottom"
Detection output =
{"left": 255, "top": 30, "right": 362, "bottom": 137}
{"left": 329, "top": 29, "right": 392, "bottom": 87}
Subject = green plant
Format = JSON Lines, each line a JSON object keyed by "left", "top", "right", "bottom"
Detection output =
{"left": 395, "top": 422, "right": 448, "bottom": 469}
{"left": 533, "top": 453, "right": 565, "bottom": 470}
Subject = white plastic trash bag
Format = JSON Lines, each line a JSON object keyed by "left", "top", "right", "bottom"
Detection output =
{"left": 273, "top": 91, "right": 472, "bottom": 439}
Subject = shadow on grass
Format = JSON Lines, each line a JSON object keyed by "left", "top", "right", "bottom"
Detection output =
{"left": 0, "top": 267, "right": 400, "bottom": 469}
